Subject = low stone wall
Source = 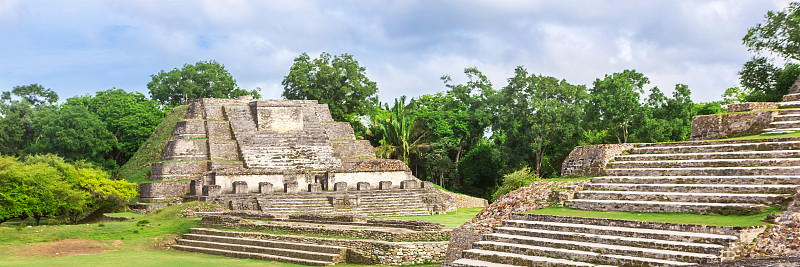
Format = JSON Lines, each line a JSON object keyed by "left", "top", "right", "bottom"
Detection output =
{"left": 193, "top": 228, "right": 448, "bottom": 266}
{"left": 690, "top": 111, "right": 779, "bottom": 140}
{"left": 561, "top": 144, "right": 634, "bottom": 177}
{"left": 442, "top": 228, "right": 491, "bottom": 266}
{"left": 102, "top": 215, "right": 135, "bottom": 222}
{"left": 138, "top": 181, "right": 191, "bottom": 202}
{"left": 435, "top": 189, "right": 488, "bottom": 208}
{"left": 367, "top": 218, "right": 444, "bottom": 232}
{"left": 200, "top": 215, "right": 451, "bottom": 242}
{"left": 727, "top": 102, "right": 779, "bottom": 113}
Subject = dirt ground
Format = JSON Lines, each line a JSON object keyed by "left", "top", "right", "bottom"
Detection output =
{"left": 10, "top": 239, "right": 118, "bottom": 258}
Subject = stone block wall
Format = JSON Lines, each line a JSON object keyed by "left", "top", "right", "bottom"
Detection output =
{"left": 162, "top": 139, "right": 209, "bottom": 161}
{"left": 323, "top": 122, "right": 356, "bottom": 140}
{"left": 331, "top": 140, "right": 377, "bottom": 160}
{"left": 727, "top": 102, "right": 779, "bottom": 113}
{"left": 561, "top": 144, "right": 634, "bottom": 177}
{"left": 172, "top": 120, "right": 207, "bottom": 139}
{"left": 434, "top": 189, "right": 488, "bottom": 208}
{"left": 690, "top": 111, "right": 779, "bottom": 140}
{"left": 138, "top": 181, "right": 191, "bottom": 202}
{"left": 150, "top": 161, "right": 208, "bottom": 181}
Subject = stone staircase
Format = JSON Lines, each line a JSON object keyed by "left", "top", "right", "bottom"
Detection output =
{"left": 565, "top": 138, "right": 800, "bottom": 215}
{"left": 452, "top": 214, "right": 749, "bottom": 267}
{"left": 764, "top": 107, "right": 800, "bottom": 134}
{"left": 254, "top": 189, "right": 435, "bottom": 216}
{"left": 173, "top": 228, "right": 346, "bottom": 266}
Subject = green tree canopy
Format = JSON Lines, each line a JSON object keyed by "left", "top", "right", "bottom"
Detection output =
{"left": 282, "top": 52, "right": 378, "bottom": 124}
{"left": 65, "top": 89, "right": 165, "bottom": 165}
{"left": 495, "top": 67, "right": 587, "bottom": 176}
{"left": 3, "top": 84, "right": 59, "bottom": 105}
{"left": 727, "top": 57, "right": 800, "bottom": 102}
{"left": 27, "top": 105, "right": 117, "bottom": 170}
{"left": 585, "top": 70, "right": 649, "bottom": 144}
{"left": 743, "top": 2, "right": 800, "bottom": 60}
{"left": 148, "top": 60, "right": 259, "bottom": 106}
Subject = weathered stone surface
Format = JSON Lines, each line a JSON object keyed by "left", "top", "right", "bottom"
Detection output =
{"left": 401, "top": 179, "right": 419, "bottom": 189}
{"left": 690, "top": 111, "right": 779, "bottom": 140}
{"left": 259, "top": 182, "right": 273, "bottom": 194}
{"left": 203, "top": 185, "right": 221, "bottom": 196}
{"left": 308, "top": 183, "right": 322, "bottom": 192}
{"left": 232, "top": 181, "right": 247, "bottom": 194}
{"left": 334, "top": 182, "right": 348, "bottom": 192}
{"left": 379, "top": 181, "right": 392, "bottom": 190}
{"left": 357, "top": 182, "right": 370, "bottom": 191}
{"left": 284, "top": 182, "right": 298, "bottom": 193}
{"left": 138, "top": 181, "right": 191, "bottom": 202}
{"left": 561, "top": 144, "right": 634, "bottom": 177}
{"left": 728, "top": 102, "right": 780, "bottom": 113}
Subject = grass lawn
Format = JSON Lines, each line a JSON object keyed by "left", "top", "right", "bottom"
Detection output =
{"left": 0, "top": 249, "right": 439, "bottom": 267}
{"left": 524, "top": 206, "right": 781, "bottom": 227}
{"left": 716, "top": 131, "right": 800, "bottom": 141}
{"left": 0, "top": 202, "right": 443, "bottom": 266}
{"left": 378, "top": 207, "right": 485, "bottom": 228}
{"left": 104, "top": 212, "right": 145, "bottom": 218}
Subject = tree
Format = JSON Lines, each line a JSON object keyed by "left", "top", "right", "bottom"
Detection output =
{"left": 743, "top": 2, "right": 800, "bottom": 61}
{"left": 65, "top": 89, "right": 165, "bottom": 165}
{"left": 457, "top": 142, "right": 503, "bottom": 200}
{"left": 282, "top": 52, "right": 378, "bottom": 125}
{"left": 633, "top": 84, "right": 695, "bottom": 143}
{"left": 495, "top": 67, "right": 587, "bottom": 176}
{"left": 367, "top": 96, "right": 425, "bottom": 164}
{"left": 27, "top": 105, "right": 118, "bottom": 170}
{"left": 585, "top": 70, "right": 649, "bottom": 144}
{"left": 491, "top": 167, "right": 538, "bottom": 201}
{"left": 148, "top": 60, "right": 259, "bottom": 106}
{"left": 729, "top": 57, "right": 800, "bottom": 102}
{"left": 7, "top": 84, "right": 58, "bottom": 106}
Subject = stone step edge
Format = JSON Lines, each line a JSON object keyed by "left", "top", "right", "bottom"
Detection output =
{"left": 182, "top": 233, "right": 345, "bottom": 253}
{"left": 490, "top": 228, "right": 723, "bottom": 250}
{"left": 615, "top": 150, "right": 800, "bottom": 159}
{"left": 606, "top": 166, "right": 800, "bottom": 171}
{"left": 451, "top": 258, "right": 526, "bottom": 267}
{"left": 577, "top": 191, "right": 789, "bottom": 198}
{"left": 594, "top": 175, "right": 800, "bottom": 179}
{"left": 609, "top": 158, "right": 800, "bottom": 165}
{"left": 477, "top": 236, "right": 718, "bottom": 261}
{"left": 171, "top": 244, "right": 332, "bottom": 266}
{"left": 633, "top": 137, "right": 800, "bottom": 148}
{"left": 587, "top": 183, "right": 799, "bottom": 189}
{"left": 509, "top": 214, "right": 747, "bottom": 237}
{"left": 566, "top": 199, "right": 766, "bottom": 208}
{"left": 177, "top": 239, "right": 342, "bottom": 261}
{"left": 633, "top": 140, "right": 800, "bottom": 150}
{"left": 461, "top": 249, "right": 600, "bottom": 267}
{"left": 189, "top": 228, "right": 351, "bottom": 248}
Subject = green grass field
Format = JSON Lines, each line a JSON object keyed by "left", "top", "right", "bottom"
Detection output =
{"left": 524, "top": 206, "right": 781, "bottom": 226}
{"left": 378, "top": 207, "right": 485, "bottom": 228}
{"left": 0, "top": 202, "right": 447, "bottom": 266}
{"left": 716, "top": 131, "right": 800, "bottom": 141}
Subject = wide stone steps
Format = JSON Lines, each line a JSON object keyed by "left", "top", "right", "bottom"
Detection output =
{"left": 501, "top": 219, "right": 738, "bottom": 245}
{"left": 566, "top": 199, "right": 766, "bottom": 215}
{"left": 575, "top": 191, "right": 790, "bottom": 205}
{"left": 628, "top": 141, "right": 800, "bottom": 154}
{"left": 608, "top": 158, "right": 800, "bottom": 168}
{"left": 778, "top": 108, "right": 800, "bottom": 115}
{"left": 490, "top": 228, "right": 722, "bottom": 255}
{"left": 477, "top": 234, "right": 718, "bottom": 264}
{"left": 605, "top": 166, "right": 800, "bottom": 176}
{"left": 779, "top": 101, "right": 800, "bottom": 109}
{"left": 591, "top": 175, "right": 800, "bottom": 185}
{"left": 584, "top": 183, "right": 799, "bottom": 194}
{"left": 173, "top": 229, "right": 346, "bottom": 266}
{"left": 451, "top": 258, "right": 529, "bottom": 267}
{"left": 614, "top": 150, "right": 800, "bottom": 161}
{"left": 461, "top": 249, "right": 622, "bottom": 267}
{"left": 770, "top": 120, "right": 800, "bottom": 130}
{"left": 775, "top": 114, "right": 800, "bottom": 121}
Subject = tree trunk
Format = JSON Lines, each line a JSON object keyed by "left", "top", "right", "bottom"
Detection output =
{"left": 34, "top": 215, "right": 41, "bottom": 226}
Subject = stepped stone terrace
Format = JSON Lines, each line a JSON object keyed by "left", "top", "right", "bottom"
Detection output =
{"left": 137, "top": 97, "right": 453, "bottom": 216}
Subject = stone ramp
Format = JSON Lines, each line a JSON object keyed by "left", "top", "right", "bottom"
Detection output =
{"left": 567, "top": 138, "right": 800, "bottom": 214}
{"left": 173, "top": 228, "right": 346, "bottom": 266}
{"left": 453, "top": 214, "right": 749, "bottom": 266}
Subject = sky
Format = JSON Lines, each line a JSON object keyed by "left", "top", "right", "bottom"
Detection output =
{"left": 0, "top": 0, "right": 792, "bottom": 103}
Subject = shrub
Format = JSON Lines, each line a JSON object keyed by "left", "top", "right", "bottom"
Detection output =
{"left": 491, "top": 167, "right": 538, "bottom": 201}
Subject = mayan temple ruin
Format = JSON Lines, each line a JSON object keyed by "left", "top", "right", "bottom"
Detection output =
{"left": 136, "top": 97, "right": 457, "bottom": 216}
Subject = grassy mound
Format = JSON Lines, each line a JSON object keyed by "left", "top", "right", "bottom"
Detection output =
{"left": 525, "top": 206, "right": 781, "bottom": 227}
{"left": 116, "top": 105, "right": 188, "bottom": 183}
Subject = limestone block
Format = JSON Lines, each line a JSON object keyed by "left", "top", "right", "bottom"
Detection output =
{"left": 323, "top": 122, "right": 356, "bottom": 140}
{"left": 334, "top": 182, "right": 348, "bottom": 192}
{"left": 331, "top": 140, "right": 377, "bottom": 160}
{"left": 727, "top": 102, "right": 779, "bottom": 113}
{"left": 209, "top": 140, "right": 239, "bottom": 160}
{"left": 189, "top": 180, "right": 200, "bottom": 195}
{"left": 259, "top": 182, "right": 273, "bottom": 194}
{"left": 357, "top": 182, "right": 371, "bottom": 191}
{"left": 314, "top": 104, "right": 334, "bottom": 122}
{"left": 784, "top": 93, "right": 800, "bottom": 102}
{"left": 379, "top": 181, "right": 392, "bottom": 190}
{"left": 149, "top": 161, "right": 208, "bottom": 181}
{"left": 232, "top": 181, "right": 248, "bottom": 194}
{"left": 138, "top": 181, "right": 191, "bottom": 202}
{"left": 184, "top": 100, "right": 204, "bottom": 120}
{"left": 690, "top": 111, "right": 779, "bottom": 140}
{"left": 308, "top": 183, "right": 322, "bottom": 192}
{"left": 284, "top": 182, "right": 299, "bottom": 193}
{"left": 172, "top": 120, "right": 207, "bottom": 139}
{"left": 401, "top": 179, "right": 419, "bottom": 189}
{"left": 203, "top": 185, "right": 222, "bottom": 196}
{"left": 256, "top": 106, "right": 304, "bottom": 132}
{"left": 206, "top": 121, "right": 233, "bottom": 139}
{"left": 561, "top": 144, "right": 634, "bottom": 177}
{"left": 421, "top": 181, "right": 435, "bottom": 190}
{"left": 162, "top": 139, "right": 209, "bottom": 161}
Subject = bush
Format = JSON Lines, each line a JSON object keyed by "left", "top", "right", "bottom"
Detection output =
{"left": 491, "top": 167, "right": 538, "bottom": 201}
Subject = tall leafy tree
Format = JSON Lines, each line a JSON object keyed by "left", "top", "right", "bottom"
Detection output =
{"left": 282, "top": 52, "right": 379, "bottom": 126}
{"left": 7, "top": 84, "right": 58, "bottom": 106}
{"left": 727, "top": 57, "right": 800, "bottom": 102}
{"left": 743, "top": 2, "right": 800, "bottom": 61}
{"left": 457, "top": 142, "right": 503, "bottom": 200}
{"left": 495, "top": 67, "right": 587, "bottom": 176}
{"left": 633, "top": 84, "right": 694, "bottom": 143}
{"left": 148, "top": 60, "right": 259, "bottom": 106}
{"left": 0, "top": 84, "right": 58, "bottom": 156}
{"left": 585, "top": 70, "right": 649, "bottom": 144}
{"left": 27, "top": 105, "right": 117, "bottom": 170}
{"left": 65, "top": 89, "right": 165, "bottom": 165}
{"left": 367, "top": 96, "right": 425, "bottom": 164}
